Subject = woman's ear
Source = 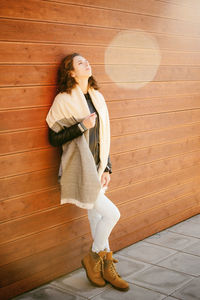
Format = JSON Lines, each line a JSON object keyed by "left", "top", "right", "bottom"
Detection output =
{"left": 70, "top": 71, "right": 76, "bottom": 78}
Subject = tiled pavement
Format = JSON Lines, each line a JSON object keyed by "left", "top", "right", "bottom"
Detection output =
{"left": 13, "top": 214, "right": 200, "bottom": 300}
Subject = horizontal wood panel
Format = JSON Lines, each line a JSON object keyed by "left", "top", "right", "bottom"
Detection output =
{"left": 111, "top": 122, "right": 200, "bottom": 154}
{"left": 1, "top": 42, "right": 200, "bottom": 66}
{"left": 0, "top": 167, "right": 59, "bottom": 201}
{"left": 1, "top": 0, "right": 200, "bottom": 36}
{"left": 51, "top": 0, "right": 200, "bottom": 23}
{"left": 107, "top": 164, "right": 200, "bottom": 204}
{"left": 109, "top": 150, "right": 200, "bottom": 190}
{"left": 0, "top": 148, "right": 60, "bottom": 178}
{"left": 0, "top": 207, "right": 199, "bottom": 300}
{"left": 110, "top": 110, "right": 200, "bottom": 136}
{"left": 0, "top": 177, "right": 198, "bottom": 266}
{"left": 1, "top": 122, "right": 200, "bottom": 157}
{"left": 0, "top": 188, "right": 60, "bottom": 223}
{"left": 119, "top": 178, "right": 200, "bottom": 220}
{"left": 0, "top": 193, "right": 198, "bottom": 289}
{"left": 111, "top": 206, "right": 200, "bottom": 254}
{"left": 1, "top": 19, "right": 200, "bottom": 50}
{"left": 1, "top": 0, "right": 200, "bottom": 26}
{"left": 0, "top": 233, "right": 91, "bottom": 300}
{"left": 112, "top": 136, "right": 200, "bottom": 171}
{"left": 1, "top": 82, "right": 200, "bottom": 111}
{"left": 102, "top": 81, "right": 200, "bottom": 101}
{"left": 0, "top": 207, "right": 89, "bottom": 245}
{"left": 0, "top": 213, "right": 90, "bottom": 266}
{"left": 112, "top": 192, "right": 200, "bottom": 242}
{"left": 2, "top": 64, "right": 200, "bottom": 87}
{"left": 111, "top": 202, "right": 200, "bottom": 251}
{"left": 2, "top": 105, "right": 200, "bottom": 134}
{"left": 1, "top": 137, "right": 200, "bottom": 222}
{"left": 108, "top": 95, "right": 200, "bottom": 120}
{"left": 0, "top": 230, "right": 91, "bottom": 288}
{"left": 0, "top": 128, "right": 49, "bottom": 155}
{"left": 0, "top": 164, "right": 199, "bottom": 245}
{"left": 1, "top": 124, "right": 200, "bottom": 178}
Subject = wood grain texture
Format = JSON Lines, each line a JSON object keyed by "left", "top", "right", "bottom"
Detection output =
{"left": 1, "top": 0, "right": 200, "bottom": 298}
{"left": 1, "top": 0, "right": 200, "bottom": 36}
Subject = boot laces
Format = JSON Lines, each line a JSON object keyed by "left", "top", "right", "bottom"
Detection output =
{"left": 94, "top": 257, "right": 103, "bottom": 272}
{"left": 109, "top": 260, "right": 120, "bottom": 279}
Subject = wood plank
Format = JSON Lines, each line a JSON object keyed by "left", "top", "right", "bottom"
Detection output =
{"left": 1, "top": 138, "right": 200, "bottom": 221}
{"left": 109, "top": 150, "right": 200, "bottom": 190}
{"left": 49, "top": 0, "right": 200, "bottom": 23}
{"left": 102, "top": 81, "right": 200, "bottom": 101}
{"left": 0, "top": 167, "right": 59, "bottom": 201}
{"left": 1, "top": 137, "right": 199, "bottom": 221}
{"left": 1, "top": 42, "right": 200, "bottom": 66}
{"left": 2, "top": 64, "right": 200, "bottom": 87}
{"left": 111, "top": 122, "right": 200, "bottom": 154}
{"left": 0, "top": 187, "right": 60, "bottom": 222}
{"left": 1, "top": 19, "right": 200, "bottom": 49}
{"left": 0, "top": 86, "right": 56, "bottom": 110}
{"left": 119, "top": 177, "right": 200, "bottom": 220}
{"left": 1, "top": 130, "right": 200, "bottom": 178}
{"left": 0, "top": 206, "right": 199, "bottom": 300}
{"left": 2, "top": 106, "right": 200, "bottom": 134}
{"left": 110, "top": 110, "right": 200, "bottom": 136}
{"left": 0, "top": 177, "right": 198, "bottom": 266}
{"left": 0, "top": 148, "right": 60, "bottom": 178}
{"left": 0, "top": 231, "right": 91, "bottom": 289}
{"left": 0, "top": 107, "right": 49, "bottom": 132}
{"left": 0, "top": 194, "right": 198, "bottom": 288}
{"left": 1, "top": 121, "right": 200, "bottom": 157}
{"left": 107, "top": 164, "right": 200, "bottom": 204}
{"left": 0, "top": 165, "right": 199, "bottom": 244}
{"left": 1, "top": 82, "right": 200, "bottom": 111}
{"left": 108, "top": 95, "right": 200, "bottom": 120}
{"left": 111, "top": 192, "right": 200, "bottom": 245}
{"left": 111, "top": 205, "right": 200, "bottom": 252}
{"left": 0, "top": 212, "right": 89, "bottom": 266}
{"left": 112, "top": 136, "right": 200, "bottom": 171}
{"left": 0, "top": 0, "right": 200, "bottom": 36}
{"left": 0, "top": 233, "right": 93, "bottom": 300}
{"left": 0, "top": 207, "right": 89, "bottom": 246}
{"left": 0, "top": 128, "right": 49, "bottom": 155}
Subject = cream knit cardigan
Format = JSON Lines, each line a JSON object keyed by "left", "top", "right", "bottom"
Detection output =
{"left": 46, "top": 85, "right": 110, "bottom": 209}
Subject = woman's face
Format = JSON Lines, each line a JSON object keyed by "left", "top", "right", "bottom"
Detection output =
{"left": 71, "top": 55, "right": 92, "bottom": 80}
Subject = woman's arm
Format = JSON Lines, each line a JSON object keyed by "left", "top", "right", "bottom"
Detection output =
{"left": 48, "top": 123, "right": 86, "bottom": 147}
{"left": 104, "top": 155, "right": 112, "bottom": 174}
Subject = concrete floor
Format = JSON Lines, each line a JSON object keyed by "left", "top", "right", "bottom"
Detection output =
{"left": 12, "top": 214, "right": 200, "bottom": 300}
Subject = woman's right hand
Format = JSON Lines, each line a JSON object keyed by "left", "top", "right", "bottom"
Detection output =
{"left": 82, "top": 113, "right": 97, "bottom": 129}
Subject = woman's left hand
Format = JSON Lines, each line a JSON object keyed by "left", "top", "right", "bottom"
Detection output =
{"left": 101, "top": 172, "right": 111, "bottom": 188}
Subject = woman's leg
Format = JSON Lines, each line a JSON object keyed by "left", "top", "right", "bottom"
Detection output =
{"left": 87, "top": 189, "right": 120, "bottom": 253}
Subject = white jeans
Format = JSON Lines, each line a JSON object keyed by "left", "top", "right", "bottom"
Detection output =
{"left": 87, "top": 189, "right": 120, "bottom": 253}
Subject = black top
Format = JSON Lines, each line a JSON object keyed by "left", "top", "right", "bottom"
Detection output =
{"left": 84, "top": 92, "right": 100, "bottom": 166}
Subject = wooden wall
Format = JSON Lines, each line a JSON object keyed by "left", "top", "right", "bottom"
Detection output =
{"left": 0, "top": 0, "right": 200, "bottom": 298}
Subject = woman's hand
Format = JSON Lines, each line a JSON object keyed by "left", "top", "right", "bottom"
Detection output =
{"left": 82, "top": 113, "right": 97, "bottom": 129}
{"left": 101, "top": 172, "right": 111, "bottom": 188}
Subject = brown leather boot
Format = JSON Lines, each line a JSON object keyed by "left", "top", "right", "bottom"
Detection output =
{"left": 102, "top": 251, "right": 129, "bottom": 291}
{"left": 81, "top": 249, "right": 107, "bottom": 287}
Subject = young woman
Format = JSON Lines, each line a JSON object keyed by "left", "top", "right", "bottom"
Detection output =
{"left": 46, "top": 53, "right": 129, "bottom": 291}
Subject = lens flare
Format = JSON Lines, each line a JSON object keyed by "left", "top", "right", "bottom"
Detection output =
{"left": 105, "top": 30, "right": 161, "bottom": 90}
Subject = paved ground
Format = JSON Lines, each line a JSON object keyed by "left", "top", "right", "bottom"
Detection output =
{"left": 13, "top": 214, "right": 200, "bottom": 300}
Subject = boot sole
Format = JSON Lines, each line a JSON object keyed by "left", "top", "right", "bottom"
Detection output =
{"left": 105, "top": 280, "right": 129, "bottom": 292}
{"left": 81, "top": 259, "right": 106, "bottom": 288}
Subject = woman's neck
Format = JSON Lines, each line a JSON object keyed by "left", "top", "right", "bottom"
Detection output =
{"left": 76, "top": 78, "right": 89, "bottom": 94}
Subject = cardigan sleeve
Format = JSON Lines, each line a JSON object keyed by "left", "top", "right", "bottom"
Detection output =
{"left": 48, "top": 123, "right": 85, "bottom": 147}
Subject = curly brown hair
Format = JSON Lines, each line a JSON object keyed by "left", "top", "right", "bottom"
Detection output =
{"left": 57, "top": 53, "right": 99, "bottom": 93}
